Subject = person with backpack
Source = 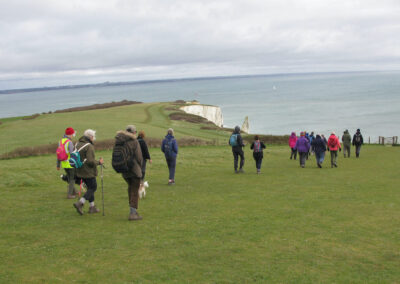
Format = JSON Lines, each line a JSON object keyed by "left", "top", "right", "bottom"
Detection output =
{"left": 229, "top": 126, "right": 245, "bottom": 173}
{"left": 73, "top": 129, "right": 104, "bottom": 215}
{"left": 352, "top": 129, "right": 364, "bottom": 158}
{"left": 161, "top": 128, "right": 178, "bottom": 185}
{"left": 311, "top": 134, "right": 327, "bottom": 168}
{"left": 250, "top": 135, "right": 266, "bottom": 174}
{"left": 288, "top": 132, "right": 297, "bottom": 160}
{"left": 112, "top": 125, "right": 143, "bottom": 221}
{"left": 327, "top": 131, "right": 341, "bottom": 168}
{"left": 294, "top": 132, "right": 310, "bottom": 168}
{"left": 56, "top": 127, "right": 78, "bottom": 199}
{"left": 342, "top": 129, "right": 352, "bottom": 158}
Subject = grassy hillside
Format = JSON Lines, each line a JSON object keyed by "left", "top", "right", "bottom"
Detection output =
{"left": 1, "top": 145, "right": 399, "bottom": 283}
{"left": 0, "top": 102, "right": 230, "bottom": 155}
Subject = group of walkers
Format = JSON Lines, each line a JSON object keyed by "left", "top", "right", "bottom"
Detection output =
{"left": 228, "top": 126, "right": 364, "bottom": 172}
{"left": 56, "top": 126, "right": 178, "bottom": 221}
{"left": 288, "top": 129, "right": 364, "bottom": 168}
{"left": 57, "top": 124, "right": 364, "bottom": 220}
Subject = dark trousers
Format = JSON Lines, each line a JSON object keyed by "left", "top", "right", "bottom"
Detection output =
{"left": 290, "top": 148, "right": 297, "bottom": 159}
{"left": 233, "top": 149, "right": 245, "bottom": 170}
{"left": 81, "top": 178, "right": 97, "bottom": 203}
{"left": 330, "top": 150, "right": 338, "bottom": 166}
{"left": 355, "top": 145, "right": 362, "bottom": 157}
{"left": 141, "top": 160, "right": 147, "bottom": 180}
{"left": 166, "top": 156, "right": 176, "bottom": 180}
{"left": 343, "top": 145, "right": 351, "bottom": 157}
{"left": 124, "top": 177, "right": 141, "bottom": 209}
{"left": 299, "top": 152, "right": 307, "bottom": 166}
{"left": 64, "top": 168, "right": 77, "bottom": 195}
{"left": 255, "top": 157, "right": 263, "bottom": 170}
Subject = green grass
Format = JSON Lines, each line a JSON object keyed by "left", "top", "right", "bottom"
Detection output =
{"left": 1, "top": 145, "right": 399, "bottom": 283}
{"left": 0, "top": 102, "right": 229, "bottom": 155}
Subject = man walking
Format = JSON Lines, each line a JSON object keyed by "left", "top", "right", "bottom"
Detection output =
{"left": 73, "top": 129, "right": 104, "bottom": 215}
{"left": 342, "top": 130, "right": 352, "bottom": 158}
{"left": 352, "top": 129, "right": 364, "bottom": 158}
{"left": 113, "top": 125, "right": 143, "bottom": 221}
{"left": 57, "top": 127, "right": 78, "bottom": 199}
{"left": 327, "top": 132, "right": 341, "bottom": 168}
{"left": 229, "top": 126, "right": 245, "bottom": 173}
{"left": 161, "top": 128, "right": 178, "bottom": 185}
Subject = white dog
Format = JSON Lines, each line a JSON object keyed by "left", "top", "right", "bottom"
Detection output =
{"left": 139, "top": 181, "right": 149, "bottom": 199}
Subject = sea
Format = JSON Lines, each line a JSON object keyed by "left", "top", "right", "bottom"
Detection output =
{"left": 1, "top": 71, "right": 399, "bottom": 142}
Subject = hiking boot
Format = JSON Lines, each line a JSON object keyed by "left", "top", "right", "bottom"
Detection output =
{"left": 239, "top": 169, "right": 244, "bottom": 173}
{"left": 73, "top": 201, "right": 84, "bottom": 215}
{"left": 301, "top": 165, "right": 305, "bottom": 168}
{"left": 334, "top": 164, "right": 338, "bottom": 168}
{"left": 317, "top": 163, "right": 322, "bottom": 168}
{"left": 234, "top": 170, "right": 239, "bottom": 174}
{"left": 129, "top": 212, "right": 143, "bottom": 221}
{"left": 88, "top": 206, "right": 100, "bottom": 214}
{"left": 67, "top": 194, "right": 76, "bottom": 199}
{"left": 257, "top": 169, "right": 261, "bottom": 174}
{"left": 168, "top": 180, "right": 175, "bottom": 185}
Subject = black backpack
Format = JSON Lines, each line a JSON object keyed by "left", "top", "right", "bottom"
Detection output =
{"left": 355, "top": 134, "right": 361, "bottom": 144}
{"left": 112, "top": 140, "right": 134, "bottom": 173}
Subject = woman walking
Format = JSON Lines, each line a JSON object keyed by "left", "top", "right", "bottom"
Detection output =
{"left": 250, "top": 135, "right": 266, "bottom": 174}
{"left": 327, "top": 132, "right": 341, "bottom": 168}
{"left": 294, "top": 132, "right": 310, "bottom": 168}
{"left": 311, "top": 134, "right": 327, "bottom": 168}
{"left": 288, "top": 132, "right": 297, "bottom": 160}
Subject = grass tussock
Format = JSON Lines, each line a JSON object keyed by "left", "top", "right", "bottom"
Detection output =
{"left": 242, "top": 134, "right": 290, "bottom": 145}
{"left": 22, "top": 113, "right": 40, "bottom": 120}
{"left": 54, "top": 100, "right": 142, "bottom": 113}
{"left": 169, "top": 112, "right": 214, "bottom": 124}
{"left": 0, "top": 137, "right": 217, "bottom": 160}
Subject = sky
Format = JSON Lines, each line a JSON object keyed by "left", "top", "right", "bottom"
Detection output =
{"left": 1, "top": 0, "right": 399, "bottom": 89}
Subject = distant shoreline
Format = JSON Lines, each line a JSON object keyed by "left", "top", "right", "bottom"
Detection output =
{"left": 0, "top": 70, "right": 387, "bottom": 95}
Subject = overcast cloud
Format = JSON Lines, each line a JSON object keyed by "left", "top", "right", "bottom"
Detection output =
{"left": 1, "top": 0, "right": 399, "bottom": 89}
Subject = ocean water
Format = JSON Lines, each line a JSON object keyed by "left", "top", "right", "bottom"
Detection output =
{"left": 1, "top": 71, "right": 399, "bottom": 141}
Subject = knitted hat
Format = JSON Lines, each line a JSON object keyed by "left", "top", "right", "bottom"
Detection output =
{"left": 65, "top": 127, "right": 75, "bottom": 136}
{"left": 126, "top": 125, "right": 137, "bottom": 133}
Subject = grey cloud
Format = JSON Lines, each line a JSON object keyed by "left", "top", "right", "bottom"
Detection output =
{"left": 0, "top": 0, "right": 399, "bottom": 89}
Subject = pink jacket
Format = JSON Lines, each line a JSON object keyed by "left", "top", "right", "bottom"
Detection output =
{"left": 327, "top": 135, "right": 341, "bottom": 151}
{"left": 289, "top": 133, "right": 297, "bottom": 148}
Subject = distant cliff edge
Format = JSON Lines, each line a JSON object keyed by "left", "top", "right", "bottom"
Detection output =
{"left": 180, "top": 104, "right": 224, "bottom": 127}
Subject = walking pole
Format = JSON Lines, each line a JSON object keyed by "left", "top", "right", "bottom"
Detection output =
{"left": 101, "top": 163, "right": 105, "bottom": 216}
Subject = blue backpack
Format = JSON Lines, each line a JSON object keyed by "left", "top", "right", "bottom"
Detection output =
{"left": 229, "top": 134, "right": 238, "bottom": 147}
{"left": 164, "top": 139, "right": 174, "bottom": 158}
{"left": 69, "top": 143, "right": 90, "bottom": 168}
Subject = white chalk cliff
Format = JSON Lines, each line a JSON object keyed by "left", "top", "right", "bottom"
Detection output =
{"left": 180, "top": 104, "right": 224, "bottom": 127}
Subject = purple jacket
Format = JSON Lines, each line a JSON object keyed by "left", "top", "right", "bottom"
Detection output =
{"left": 294, "top": 136, "right": 310, "bottom": 153}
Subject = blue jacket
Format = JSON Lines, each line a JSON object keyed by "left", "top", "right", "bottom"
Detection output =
{"left": 161, "top": 134, "right": 178, "bottom": 158}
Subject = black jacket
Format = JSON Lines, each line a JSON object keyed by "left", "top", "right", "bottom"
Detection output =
{"left": 138, "top": 137, "right": 151, "bottom": 160}
{"left": 311, "top": 136, "right": 327, "bottom": 154}
{"left": 352, "top": 133, "right": 364, "bottom": 146}
{"left": 250, "top": 141, "right": 266, "bottom": 159}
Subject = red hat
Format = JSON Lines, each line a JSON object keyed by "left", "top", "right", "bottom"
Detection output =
{"left": 65, "top": 127, "right": 75, "bottom": 136}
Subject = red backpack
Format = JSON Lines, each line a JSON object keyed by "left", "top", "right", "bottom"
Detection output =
{"left": 254, "top": 141, "right": 262, "bottom": 153}
{"left": 56, "top": 139, "right": 70, "bottom": 161}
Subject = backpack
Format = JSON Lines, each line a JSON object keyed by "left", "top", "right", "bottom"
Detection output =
{"left": 229, "top": 134, "right": 238, "bottom": 147}
{"left": 164, "top": 139, "right": 174, "bottom": 159}
{"left": 56, "top": 139, "right": 70, "bottom": 161}
{"left": 355, "top": 134, "right": 361, "bottom": 144}
{"left": 112, "top": 140, "right": 134, "bottom": 173}
{"left": 69, "top": 143, "right": 90, "bottom": 169}
{"left": 253, "top": 141, "right": 262, "bottom": 153}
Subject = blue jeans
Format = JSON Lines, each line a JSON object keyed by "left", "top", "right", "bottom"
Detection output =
{"left": 166, "top": 156, "right": 176, "bottom": 180}
{"left": 315, "top": 152, "right": 325, "bottom": 164}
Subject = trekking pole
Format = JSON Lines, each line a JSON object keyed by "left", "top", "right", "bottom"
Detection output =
{"left": 101, "top": 163, "right": 105, "bottom": 216}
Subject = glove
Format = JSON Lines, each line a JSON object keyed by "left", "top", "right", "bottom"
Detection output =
{"left": 339, "top": 148, "right": 342, "bottom": 152}
{"left": 327, "top": 148, "right": 330, "bottom": 152}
